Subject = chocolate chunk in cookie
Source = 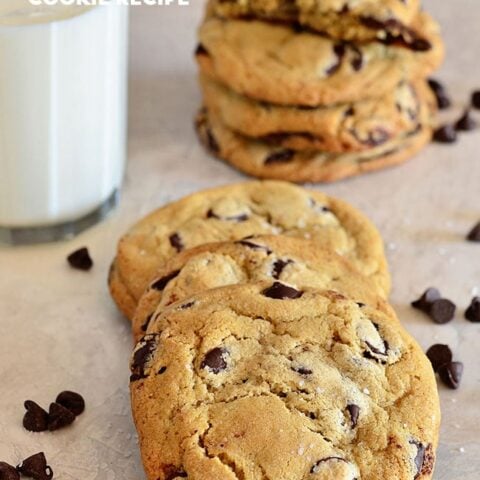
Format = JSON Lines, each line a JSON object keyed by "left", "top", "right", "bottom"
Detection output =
{"left": 262, "top": 282, "right": 303, "bottom": 299}
{"left": 201, "top": 347, "right": 228, "bottom": 374}
{"left": 427, "top": 78, "right": 451, "bottom": 110}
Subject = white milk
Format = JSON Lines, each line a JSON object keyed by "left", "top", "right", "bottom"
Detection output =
{"left": 0, "top": 1, "right": 129, "bottom": 230}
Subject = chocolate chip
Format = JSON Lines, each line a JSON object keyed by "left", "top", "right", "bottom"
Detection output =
{"left": 262, "top": 282, "right": 303, "bottom": 300}
{"left": 236, "top": 239, "right": 272, "bottom": 254}
{"left": 346, "top": 404, "right": 360, "bottom": 428}
{"left": 433, "top": 124, "right": 457, "bottom": 143}
{"left": 455, "top": 110, "right": 476, "bottom": 131}
{"left": 179, "top": 300, "right": 195, "bottom": 310}
{"left": 0, "top": 462, "right": 19, "bottom": 480}
{"left": 206, "top": 209, "right": 249, "bottom": 222}
{"left": 195, "top": 43, "right": 208, "bottom": 56}
{"left": 325, "top": 44, "right": 345, "bottom": 75}
{"left": 55, "top": 391, "right": 85, "bottom": 416}
{"left": 141, "top": 313, "right": 153, "bottom": 332}
{"left": 163, "top": 465, "right": 187, "bottom": 480}
{"left": 67, "top": 247, "right": 93, "bottom": 271}
{"left": 292, "top": 365, "right": 313, "bottom": 376}
{"left": 350, "top": 46, "right": 363, "bottom": 71}
{"left": 264, "top": 149, "right": 295, "bottom": 165}
{"left": 310, "top": 457, "right": 347, "bottom": 474}
{"left": 411, "top": 288, "right": 441, "bottom": 312}
{"left": 438, "top": 361, "right": 463, "bottom": 389}
{"left": 427, "top": 79, "right": 451, "bottom": 110}
{"left": 426, "top": 344, "right": 453, "bottom": 372}
{"left": 130, "top": 334, "right": 158, "bottom": 382}
{"left": 169, "top": 233, "right": 184, "bottom": 252}
{"left": 158, "top": 366, "right": 167, "bottom": 375}
{"left": 16, "top": 453, "right": 53, "bottom": 480}
{"left": 201, "top": 347, "right": 228, "bottom": 374}
{"left": 352, "top": 127, "right": 390, "bottom": 147}
{"left": 271, "top": 259, "right": 293, "bottom": 279}
{"left": 466, "top": 222, "right": 480, "bottom": 242}
{"left": 429, "top": 298, "right": 456, "bottom": 324}
{"left": 151, "top": 270, "right": 181, "bottom": 291}
{"left": 23, "top": 401, "right": 48, "bottom": 433}
{"left": 47, "top": 402, "right": 76, "bottom": 431}
{"left": 410, "top": 440, "right": 426, "bottom": 479}
{"left": 471, "top": 90, "right": 480, "bottom": 109}
{"left": 465, "top": 297, "right": 480, "bottom": 322}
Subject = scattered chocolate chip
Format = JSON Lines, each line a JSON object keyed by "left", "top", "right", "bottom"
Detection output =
{"left": 471, "top": 90, "right": 480, "bottom": 109}
{"left": 438, "top": 361, "right": 463, "bottom": 389}
{"left": 427, "top": 79, "right": 451, "bottom": 109}
{"left": 271, "top": 259, "right": 293, "bottom": 279}
{"left": 201, "top": 347, "right": 228, "bottom": 374}
{"left": 151, "top": 270, "right": 181, "bottom": 291}
{"left": 365, "top": 340, "right": 388, "bottom": 357}
{"left": 236, "top": 239, "right": 272, "bottom": 254}
{"left": 158, "top": 366, "right": 167, "bottom": 375}
{"left": 433, "top": 124, "right": 457, "bottom": 143}
{"left": 291, "top": 365, "right": 313, "bottom": 376}
{"left": 23, "top": 401, "right": 48, "bottom": 433}
{"left": 47, "top": 402, "right": 76, "bottom": 431}
{"left": 55, "top": 391, "right": 85, "bottom": 417}
{"left": 352, "top": 127, "right": 390, "bottom": 147}
{"left": 0, "top": 462, "right": 19, "bottom": 480}
{"left": 465, "top": 297, "right": 480, "bottom": 322}
{"left": 264, "top": 149, "right": 295, "bottom": 165}
{"left": 429, "top": 299, "right": 456, "bottom": 324}
{"left": 310, "top": 457, "right": 347, "bottom": 474}
{"left": 130, "top": 334, "right": 158, "bottom": 382}
{"left": 67, "top": 247, "right": 93, "bottom": 271}
{"left": 16, "top": 453, "right": 53, "bottom": 480}
{"left": 426, "top": 344, "right": 453, "bottom": 372}
{"left": 356, "top": 302, "right": 366, "bottom": 308}
{"left": 206, "top": 209, "right": 249, "bottom": 222}
{"left": 262, "top": 282, "right": 303, "bottom": 300}
{"left": 411, "top": 288, "right": 441, "bottom": 312}
{"left": 455, "top": 110, "right": 477, "bottom": 131}
{"left": 346, "top": 404, "right": 360, "bottom": 428}
{"left": 466, "top": 222, "right": 480, "bottom": 242}
{"left": 169, "top": 233, "right": 184, "bottom": 252}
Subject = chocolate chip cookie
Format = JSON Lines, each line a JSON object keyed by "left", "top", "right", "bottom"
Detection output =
{"left": 196, "top": 16, "right": 443, "bottom": 107}
{"left": 196, "top": 99, "right": 433, "bottom": 183}
{"left": 109, "top": 181, "right": 389, "bottom": 319}
{"left": 201, "top": 75, "right": 427, "bottom": 153}
{"left": 132, "top": 235, "right": 391, "bottom": 341}
{"left": 209, "top": 0, "right": 431, "bottom": 48}
{"left": 130, "top": 284, "right": 440, "bottom": 480}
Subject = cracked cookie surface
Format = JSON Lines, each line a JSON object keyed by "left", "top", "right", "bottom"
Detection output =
{"left": 196, "top": 17, "right": 443, "bottom": 107}
{"left": 130, "top": 284, "right": 440, "bottom": 480}
{"left": 201, "top": 76, "right": 427, "bottom": 153}
{"left": 109, "top": 181, "right": 389, "bottom": 319}
{"left": 132, "top": 236, "right": 391, "bottom": 341}
{"left": 208, "top": 0, "right": 428, "bottom": 46}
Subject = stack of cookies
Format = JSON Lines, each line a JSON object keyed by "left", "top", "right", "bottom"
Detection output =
{"left": 109, "top": 180, "right": 441, "bottom": 480}
{"left": 194, "top": 0, "right": 444, "bottom": 182}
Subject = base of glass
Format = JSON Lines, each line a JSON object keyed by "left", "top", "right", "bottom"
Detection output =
{"left": 0, "top": 189, "right": 119, "bottom": 246}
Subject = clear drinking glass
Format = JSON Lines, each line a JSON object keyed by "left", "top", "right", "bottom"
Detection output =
{"left": 0, "top": 1, "right": 129, "bottom": 244}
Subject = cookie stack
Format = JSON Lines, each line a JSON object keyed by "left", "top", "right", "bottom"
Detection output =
{"left": 109, "top": 181, "right": 440, "bottom": 480}
{"left": 194, "top": 1, "right": 444, "bottom": 182}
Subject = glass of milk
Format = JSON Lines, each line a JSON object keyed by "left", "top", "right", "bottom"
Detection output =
{"left": 0, "top": 1, "right": 129, "bottom": 244}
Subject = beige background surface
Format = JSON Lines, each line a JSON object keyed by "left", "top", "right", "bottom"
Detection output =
{"left": 0, "top": 1, "right": 479, "bottom": 478}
